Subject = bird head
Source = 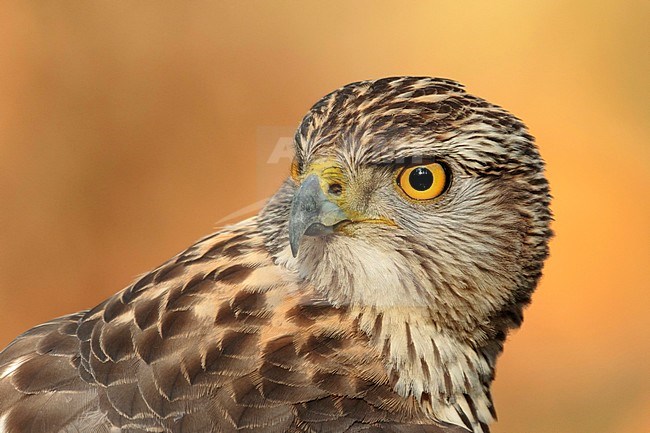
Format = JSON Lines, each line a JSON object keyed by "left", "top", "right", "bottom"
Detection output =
{"left": 261, "top": 77, "right": 552, "bottom": 342}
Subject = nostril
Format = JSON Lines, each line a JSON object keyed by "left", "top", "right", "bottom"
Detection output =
{"left": 328, "top": 183, "right": 343, "bottom": 196}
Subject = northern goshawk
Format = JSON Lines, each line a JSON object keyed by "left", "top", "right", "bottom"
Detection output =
{"left": 0, "top": 77, "right": 552, "bottom": 433}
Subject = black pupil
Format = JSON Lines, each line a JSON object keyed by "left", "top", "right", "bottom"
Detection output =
{"left": 409, "top": 167, "right": 434, "bottom": 191}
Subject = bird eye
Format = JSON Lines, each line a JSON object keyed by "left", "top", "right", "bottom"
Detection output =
{"left": 290, "top": 158, "right": 301, "bottom": 180}
{"left": 397, "top": 162, "right": 448, "bottom": 200}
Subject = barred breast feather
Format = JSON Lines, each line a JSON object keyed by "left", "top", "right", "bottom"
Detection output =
{"left": 0, "top": 217, "right": 467, "bottom": 433}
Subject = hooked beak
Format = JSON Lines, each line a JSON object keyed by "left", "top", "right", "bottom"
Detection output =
{"left": 289, "top": 174, "right": 348, "bottom": 257}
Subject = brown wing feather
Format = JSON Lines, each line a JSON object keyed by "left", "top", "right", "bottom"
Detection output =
{"left": 0, "top": 313, "right": 112, "bottom": 432}
{"left": 0, "top": 219, "right": 466, "bottom": 432}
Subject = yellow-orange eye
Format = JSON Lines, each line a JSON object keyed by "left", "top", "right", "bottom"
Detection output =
{"left": 397, "top": 162, "right": 448, "bottom": 200}
{"left": 290, "top": 158, "right": 300, "bottom": 180}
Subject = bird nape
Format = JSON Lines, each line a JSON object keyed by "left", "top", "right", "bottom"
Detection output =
{"left": 0, "top": 77, "right": 552, "bottom": 433}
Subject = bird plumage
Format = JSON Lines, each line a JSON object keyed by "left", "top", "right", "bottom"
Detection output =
{"left": 0, "top": 77, "right": 552, "bottom": 433}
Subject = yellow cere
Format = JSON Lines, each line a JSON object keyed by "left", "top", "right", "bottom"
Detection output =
{"left": 397, "top": 162, "right": 447, "bottom": 200}
{"left": 298, "top": 158, "right": 399, "bottom": 228}
{"left": 304, "top": 159, "right": 346, "bottom": 189}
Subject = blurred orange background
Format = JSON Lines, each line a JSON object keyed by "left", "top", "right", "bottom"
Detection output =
{"left": 0, "top": 2, "right": 648, "bottom": 432}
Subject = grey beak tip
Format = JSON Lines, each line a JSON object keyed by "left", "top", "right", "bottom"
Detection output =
{"left": 290, "top": 241, "right": 299, "bottom": 258}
